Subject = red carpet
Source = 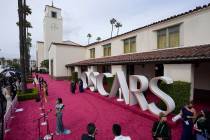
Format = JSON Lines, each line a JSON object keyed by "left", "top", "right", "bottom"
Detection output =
{"left": 4, "top": 74, "right": 183, "bottom": 140}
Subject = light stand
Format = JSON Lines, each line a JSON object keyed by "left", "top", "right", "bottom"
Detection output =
{"left": 117, "top": 88, "right": 124, "bottom": 102}
{"left": 33, "top": 116, "right": 43, "bottom": 140}
{"left": 34, "top": 109, "right": 52, "bottom": 140}
{"left": 43, "top": 110, "right": 53, "bottom": 140}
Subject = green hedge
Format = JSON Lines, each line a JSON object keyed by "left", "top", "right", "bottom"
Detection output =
{"left": 106, "top": 76, "right": 115, "bottom": 92}
{"left": 39, "top": 69, "right": 49, "bottom": 74}
{"left": 158, "top": 81, "right": 191, "bottom": 114}
{"left": 17, "top": 88, "right": 38, "bottom": 101}
{"left": 68, "top": 76, "right": 72, "bottom": 81}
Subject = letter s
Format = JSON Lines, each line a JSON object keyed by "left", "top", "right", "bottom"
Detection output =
{"left": 148, "top": 76, "right": 175, "bottom": 116}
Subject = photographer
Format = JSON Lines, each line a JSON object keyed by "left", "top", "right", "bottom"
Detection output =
{"left": 82, "top": 123, "right": 97, "bottom": 140}
{"left": 152, "top": 112, "right": 171, "bottom": 140}
{"left": 0, "top": 80, "right": 7, "bottom": 140}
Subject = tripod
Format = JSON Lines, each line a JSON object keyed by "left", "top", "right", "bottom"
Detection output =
{"left": 34, "top": 109, "right": 53, "bottom": 140}
{"left": 34, "top": 115, "right": 44, "bottom": 140}
{"left": 43, "top": 109, "right": 53, "bottom": 140}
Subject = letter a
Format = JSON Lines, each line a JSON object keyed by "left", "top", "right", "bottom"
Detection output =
{"left": 109, "top": 71, "right": 130, "bottom": 104}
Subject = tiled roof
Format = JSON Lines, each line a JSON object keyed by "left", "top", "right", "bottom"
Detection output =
{"left": 66, "top": 44, "right": 210, "bottom": 67}
{"left": 86, "top": 3, "right": 210, "bottom": 47}
{"left": 37, "top": 41, "right": 44, "bottom": 43}
{"left": 52, "top": 42, "right": 84, "bottom": 47}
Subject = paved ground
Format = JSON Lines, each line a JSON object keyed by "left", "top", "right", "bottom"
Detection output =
{"left": 4, "top": 74, "right": 182, "bottom": 140}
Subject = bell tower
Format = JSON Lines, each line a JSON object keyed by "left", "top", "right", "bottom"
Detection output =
{"left": 43, "top": 4, "right": 63, "bottom": 59}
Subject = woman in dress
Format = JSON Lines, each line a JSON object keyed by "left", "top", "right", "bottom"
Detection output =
{"left": 180, "top": 102, "right": 196, "bottom": 140}
{"left": 3, "top": 86, "right": 12, "bottom": 112}
{"left": 42, "top": 81, "right": 48, "bottom": 103}
{"left": 56, "top": 98, "right": 64, "bottom": 135}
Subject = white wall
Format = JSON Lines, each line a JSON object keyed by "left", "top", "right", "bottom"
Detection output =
{"left": 43, "top": 6, "right": 63, "bottom": 60}
{"left": 88, "top": 66, "right": 97, "bottom": 72}
{"left": 111, "top": 65, "right": 126, "bottom": 76}
{"left": 75, "top": 66, "right": 82, "bottom": 78}
{"left": 164, "top": 64, "right": 193, "bottom": 83}
{"left": 36, "top": 42, "right": 44, "bottom": 69}
{"left": 48, "top": 44, "right": 57, "bottom": 76}
{"left": 53, "top": 45, "right": 86, "bottom": 77}
{"left": 84, "top": 7, "right": 210, "bottom": 60}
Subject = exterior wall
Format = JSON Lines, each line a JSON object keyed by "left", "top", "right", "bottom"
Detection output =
{"left": 88, "top": 66, "right": 97, "bottom": 72}
{"left": 52, "top": 45, "right": 86, "bottom": 77}
{"left": 111, "top": 65, "right": 126, "bottom": 76}
{"left": 194, "top": 62, "right": 210, "bottom": 91}
{"left": 164, "top": 64, "right": 193, "bottom": 82}
{"left": 36, "top": 42, "right": 44, "bottom": 69}
{"left": 75, "top": 66, "right": 82, "bottom": 78}
{"left": 43, "top": 6, "right": 63, "bottom": 60}
{"left": 134, "top": 64, "right": 155, "bottom": 80}
{"left": 48, "top": 44, "right": 57, "bottom": 76}
{"left": 84, "top": 7, "right": 210, "bottom": 60}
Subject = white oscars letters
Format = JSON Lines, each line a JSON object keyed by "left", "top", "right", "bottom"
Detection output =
{"left": 80, "top": 71, "right": 176, "bottom": 116}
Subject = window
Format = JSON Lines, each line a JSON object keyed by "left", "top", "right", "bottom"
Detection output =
{"left": 90, "top": 48, "right": 95, "bottom": 58}
{"left": 51, "top": 11, "right": 57, "bottom": 18}
{"left": 103, "top": 44, "right": 111, "bottom": 56}
{"left": 157, "top": 25, "right": 180, "bottom": 49}
{"left": 123, "top": 37, "right": 136, "bottom": 53}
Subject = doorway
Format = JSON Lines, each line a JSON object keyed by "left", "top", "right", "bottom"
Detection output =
{"left": 155, "top": 64, "right": 164, "bottom": 76}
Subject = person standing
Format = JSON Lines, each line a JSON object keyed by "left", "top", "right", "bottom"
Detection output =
{"left": 79, "top": 79, "right": 84, "bottom": 93}
{"left": 152, "top": 112, "right": 171, "bottom": 140}
{"left": 56, "top": 98, "right": 65, "bottom": 135}
{"left": 42, "top": 81, "right": 48, "bottom": 103}
{"left": 71, "top": 80, "right": 76, "bottom": 94}
{"left": 15, "top": 79, "right": 20, "bottom": 94}
{"left": 180, "top": 102, "right": 196, "bottom": 140}
{"left": 3, "top": 86, "right": 12, "bottom": 112}
{"left": 43, "top": 81, "right": 48, "bottom": 96}
{"left": 82, "top": 123, "right": 97, "bottom": 140}
{"left": 0, "top": 86, "right": 7, "bottom": 140}
{"left": 194, "top": 109, "right": 209, "bottom": 140}
{"left": 33, "top": 75, "right": 39, "bottom": 88}
{"left": 112, "top": 124, "right": 131, "bottom": 140}
{"left": 38, "top": 77, "right": 43, "bottom": 91}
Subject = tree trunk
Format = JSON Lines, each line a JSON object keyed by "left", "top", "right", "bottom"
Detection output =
{"left": 18, "top": 0, "right": 27, "bottom": 92}
{"left": 23, "top": 0, "right": 28, "bottom": 78}
{"left": 111, "top": 24, "right": 114, "bottom": 38}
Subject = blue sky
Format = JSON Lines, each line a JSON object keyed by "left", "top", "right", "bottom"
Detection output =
{"left": 0, "top": 0, "right": 209, "bottom": 59}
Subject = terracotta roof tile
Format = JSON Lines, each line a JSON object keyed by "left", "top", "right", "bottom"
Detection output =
{"left": 66, "top": 44, "right": 210, "bottom": 67}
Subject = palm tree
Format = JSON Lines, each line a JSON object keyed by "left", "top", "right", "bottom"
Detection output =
{"left": 18, "top": 0, "right": 32, "bottom": 91}
{"left": 110, "top": 18, "right": 116, "bottom": 38}
{"left": 96, "top": 37, "right": 101, "bottom": 42}
{"left": 18, "top": 0, "right": 26, "bottom": 92}
{"left": 115, "top": 22, "right": 122, "bottom": 36}
{"left": 25, "top": 30, "right": 32, "bottom": 75}
{"left": 87, "top": 33, "right": 92, "bottom": 45}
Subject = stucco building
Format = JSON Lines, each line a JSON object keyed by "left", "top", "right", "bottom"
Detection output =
{"left": 37, "top": 3, "right": 210, "bottom": 101}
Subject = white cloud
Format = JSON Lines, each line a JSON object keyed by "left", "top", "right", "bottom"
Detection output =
{"left": 0, "top": 0, "right": 209, "bottom": 59}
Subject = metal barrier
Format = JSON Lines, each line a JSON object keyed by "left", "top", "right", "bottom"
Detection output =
{"left": 4, "top": 95, "right": 18, "bottom": 133}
